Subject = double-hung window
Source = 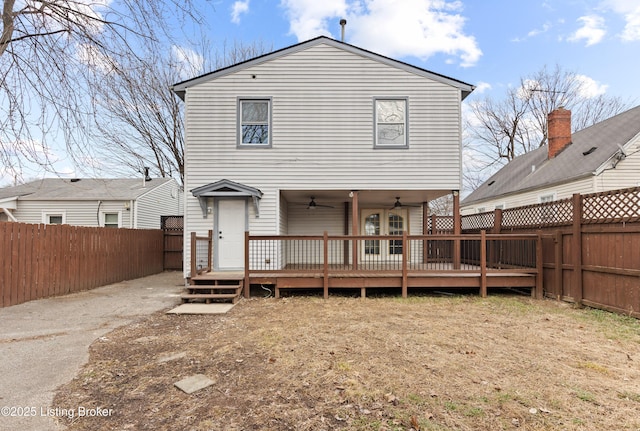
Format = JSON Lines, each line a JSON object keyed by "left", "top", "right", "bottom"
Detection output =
{"left": 239, "top": 99, "right": 271, "bottom": 146}
{"left": 375, "top": 98, "right": 408, "bottom": 148}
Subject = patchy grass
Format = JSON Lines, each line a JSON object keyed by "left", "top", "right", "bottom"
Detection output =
{"left": 54, "top": 295, "right": 640, "bottom": 431}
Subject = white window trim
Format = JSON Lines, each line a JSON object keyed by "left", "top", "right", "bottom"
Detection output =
{"left": 538, "top": 193, "right": 556, "bottom": 203}
{"left": 237, "top": 98, "right": 272, "bottom": 148}
{"left": 374, "top": 97, "right": 409, "bottom": 148}
{"left": 42, "top": 211, "right": 66, "bottom": 225}
{"left": 101, "top": 211, "right": 122, "bottom": 228}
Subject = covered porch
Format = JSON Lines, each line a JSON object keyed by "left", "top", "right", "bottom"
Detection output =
{"left": 187, "top": 188, "right": 542, "bottom": 300}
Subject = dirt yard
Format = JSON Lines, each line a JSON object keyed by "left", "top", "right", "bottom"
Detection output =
{"left": 54, "top": 293, "right": 640, "bottom": 431}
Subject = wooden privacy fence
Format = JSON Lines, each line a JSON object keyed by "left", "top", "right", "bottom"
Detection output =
{"left": 0, "top": 222, "right": 164, "bottom": 308}
{"left": 457, "top": 186, "right": 640, "bottom": 317}
{"left": 161, "top": 215, "right": 184, "bottom": 270}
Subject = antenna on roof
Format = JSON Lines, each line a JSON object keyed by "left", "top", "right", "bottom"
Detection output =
{"left": 340, "top": 19, "right": 347, "bottom": 42}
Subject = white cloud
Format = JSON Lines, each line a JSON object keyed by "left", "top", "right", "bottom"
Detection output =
{"left": 231, "top": 1, "right": 250, "bottom": 24}
{"left": 620, "top": 8, "right": 640, "bottom": 41}
{"left": 171, "top": 45, "right": 205, "bottom": 80}
{"left": 280, "top": 0, "right": 481, "bottom": 67}
{"left": 473, "top": 81, "right": 491, "bottom": 94}
{"left": 280, "top": 0, "right": 347, "bottom": 39}
{"left": 568, "top": 15, "right": 606, "bottom": 46}
{"left": 575, "top": 74, "right": 608, "bottom": 98}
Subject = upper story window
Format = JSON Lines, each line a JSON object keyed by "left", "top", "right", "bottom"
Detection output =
{"left": 239, "top": 99, "right": 271, "bottom": 147}
{"left": 375, "top": 98, "right": 408, "bottom": 148}
{"left": 539, "top": 193, "right": 555, "bottom": 203}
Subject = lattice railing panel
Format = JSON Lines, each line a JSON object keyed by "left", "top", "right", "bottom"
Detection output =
{"left": 502, "top": 198, "right": 573, "bottom": 229}
{"left": 462, "top": 211, "right": 495, "bottom": 232}
{"left": 428, "top": 216, "right": 454, "bottom": 234}
{"left": 582, "top": 187, "right": 640, "bottom": 223}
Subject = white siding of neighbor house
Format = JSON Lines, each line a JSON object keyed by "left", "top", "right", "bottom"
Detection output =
{"left": 134, "top": 179, "right": 183, "bottom": 229}
{"left": 461, "top": 139, "right": 640, "bottom": 216}
{"left": 594, "top": 137, "right": 640, "bottom": 192}
{"left": 460, "top": 177, "right": 595, "bottom": 216}
{"left": 10, "top": 200, "right": 134, "bottom": 227}
{"left": 182, "top": 43, "right": 464, "bottom": 273}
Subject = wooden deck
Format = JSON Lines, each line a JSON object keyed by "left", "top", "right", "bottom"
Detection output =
{"left": 248, "top": 266, "right": 537, "bottom": 299}
{"left": 191, "top": 231, "right": 543, "bottom": 300}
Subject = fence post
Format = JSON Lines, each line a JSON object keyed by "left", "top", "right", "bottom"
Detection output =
{"left": 554, "top": 231, "right": 563, "bottom": 301}
{"left": 572, "top": 193, "right": 583, "bottom": 306}
{"left": 535, "top": 232, "right": 543, "bottom": 299}
{"left": 480, "top": 230, "right": 487, "bottom": 298}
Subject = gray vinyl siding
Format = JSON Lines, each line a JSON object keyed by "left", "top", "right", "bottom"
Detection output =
{"left": 182, "top": 42, "right": 464, "bottom": 274}
{"left": 135, "top": 180, "right": 183, "bottom": 229}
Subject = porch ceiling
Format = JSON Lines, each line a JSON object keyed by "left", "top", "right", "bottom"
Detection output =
{"left": 280, "top": 189, "right": 452, "bottom": 206}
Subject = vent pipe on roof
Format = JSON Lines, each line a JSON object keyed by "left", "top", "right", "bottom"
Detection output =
{"left": 340, "top": 19, "right": 347, "bottom": 42}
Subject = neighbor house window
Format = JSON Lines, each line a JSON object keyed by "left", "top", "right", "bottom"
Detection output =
{"left": 375, "top": 98, "right": 408, "bottom": 148}
{"left": 539, "top": 193, "right": 555, "bottom": 203}
{"left": 43, "top": 212, "right": 65, "bottom": 224}
{"left": 239, "top": 99, "right": 271, "bottom": 146}
{"left": 103, "top": 213, "right": 120, "bottom": 228}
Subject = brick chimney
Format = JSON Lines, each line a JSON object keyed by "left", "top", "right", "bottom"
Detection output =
{"left": 547, "top": 107, "right": 572, "bottom": 159}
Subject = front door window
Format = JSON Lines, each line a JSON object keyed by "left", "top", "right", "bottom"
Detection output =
{"left": 361, "top": 209, "right": 408, "bottom": 261}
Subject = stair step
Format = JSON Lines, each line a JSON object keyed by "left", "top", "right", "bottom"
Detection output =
{"left": 181, "top": 293, "right": 239, "bottom": 299}
{"left": 188, "top": 285, "right": 242, "bottom": 291}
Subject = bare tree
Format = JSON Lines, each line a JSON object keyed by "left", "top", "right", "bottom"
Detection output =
{"left": 88, "top": 39, "right": 273, "bottom": 184}
{"left": 0, "top": 0, "right": 204, "bottom": 183}
{"left": 464, "top": 64, "right": 631, "bottom": 190}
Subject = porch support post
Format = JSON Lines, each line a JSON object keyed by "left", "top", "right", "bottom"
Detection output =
{"left": 480, "top": 230, "right": 487, "bottom": 298}
{"left": 351, "top": 191, "right": 359, "bottom": 270}
{"left": 343, "top": 202, "right": 350, "bottom": 266}
{"left": 453, "top": 191, "right": 461, "bottom": 270}
{"left": 207, "top": 230, "right": 213, "bottom": 272}
{"left": 323, "top": 231, "right": 329, "bottom": 299}
{"left": 402, "top": 230, "right": 408, "bottom": 298}
{"left": 244, "top": 231, "right": 250, "bottom": 298}
{"left": 422, "top": 201, "right": 429, "bottom": 264}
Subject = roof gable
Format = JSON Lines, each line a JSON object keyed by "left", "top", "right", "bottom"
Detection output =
{"left": 172, "top": 36, "right": 474, "bottom": 101}
{"left": 463, "top": 105, "right": 640, "bottom": 205}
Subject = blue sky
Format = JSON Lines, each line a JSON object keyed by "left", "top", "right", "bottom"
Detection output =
{"left": 4, "top": 0, "right": 639, "bottom": 186}
{"left": 205, "top": 0, "right": 640, "bottom": 102}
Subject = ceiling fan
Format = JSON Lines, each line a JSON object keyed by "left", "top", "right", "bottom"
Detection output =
{"left": 296, "top": 197, "right": 335, "bottom": 210}
{"left": 389, "top": 196, "right": 420, "bottom": 210}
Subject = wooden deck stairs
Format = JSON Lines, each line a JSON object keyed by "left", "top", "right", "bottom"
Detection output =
{"left": 182, "top": 272, "right": 243, "bottom": 304}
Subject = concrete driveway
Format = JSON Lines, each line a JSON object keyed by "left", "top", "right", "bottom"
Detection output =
{"left": 0, "top": 271, "right": 183, "bottom": 431}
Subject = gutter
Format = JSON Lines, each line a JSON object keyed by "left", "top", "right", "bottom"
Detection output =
{"left": 2, "top": 207, "right": 17, "bottom": 222}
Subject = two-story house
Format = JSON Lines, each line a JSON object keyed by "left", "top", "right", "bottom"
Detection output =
{"left": 173, "top": 36, "right": 475, "bottom": 288}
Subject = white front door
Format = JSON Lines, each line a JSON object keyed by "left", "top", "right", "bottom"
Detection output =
{"left": 217, "top": 199, "right": 246, "bottom": 269}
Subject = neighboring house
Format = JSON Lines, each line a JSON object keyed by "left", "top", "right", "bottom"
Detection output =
{"left": 172, "top": 36, "right": 474, "bottom": 276}
{"left": 461, "top": 106, "right": 640, "bottom": 214}
{"left": 0, "top": 178, "right": 183, "bottom": 229}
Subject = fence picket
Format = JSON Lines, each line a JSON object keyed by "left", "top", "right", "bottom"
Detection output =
{"left": 0, "top": 222, "right": 164, "bottom": 308}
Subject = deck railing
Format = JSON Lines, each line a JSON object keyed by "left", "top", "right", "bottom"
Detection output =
{"left": 190, "top": 230, "right": 213, "bottom": 277}
{"left": 246, "top": 231, "right": 540, "bottom": 274}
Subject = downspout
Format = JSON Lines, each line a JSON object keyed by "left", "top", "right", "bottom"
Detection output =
{"left": 2, "top": 208, "right": 17, "bottom": 222}
{"left": 133, "top": 199, "right": 138, "bottom": 228}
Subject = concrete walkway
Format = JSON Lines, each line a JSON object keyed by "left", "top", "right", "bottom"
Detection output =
{"left": 0, "top": 271, "right": 183, "bottom": 431}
